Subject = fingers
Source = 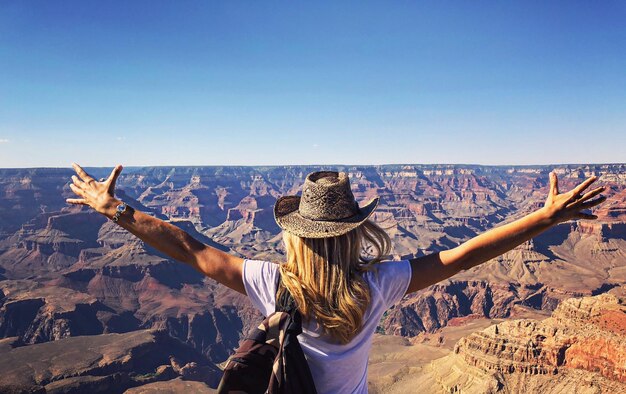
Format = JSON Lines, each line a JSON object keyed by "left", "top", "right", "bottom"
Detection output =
{"left": 71, "top": 175, "right": 86, "bottom": 189}
{"left": 71, "top": 162, "right": 95, "bottom": 184}
{"left": 105, "top": 164, "right": 123, "bottom": 186}
{"left": 569, "top": 194, "right": 607, "bottom": 221}
{"left": 565, "top": 186, "right": 606, "bottom": 209}
{"left": 567, "top": 175, "right": 598, "bottom": 203}
{"left": 69, "top": 183, "right": 86, "bottom": 198}
{"left": 66, "top": 198, "right": 88, "bottom": 205}
{"left": 578, "top": 196, "right": 607, "bottom": 210}
{"left": 549, "top": 171, "right": 559, "bottom": 195}
{"left": 581, "top": 186, "right": 606, "bottom": 201}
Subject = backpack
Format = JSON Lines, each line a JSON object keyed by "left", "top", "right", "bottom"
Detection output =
{"left": 217, "top": 272, "right": 318, "bottom": 394}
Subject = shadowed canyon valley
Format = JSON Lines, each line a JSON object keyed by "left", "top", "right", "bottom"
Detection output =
{"left": 0, "top": 164, "right": 624, "bottom": 393}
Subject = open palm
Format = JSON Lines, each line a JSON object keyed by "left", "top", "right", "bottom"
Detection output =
{"left": 543, "top": 171, "right": 606, "bottom": 224}
{"left": 66, "top": 163, "right": 123, "bottom": 215}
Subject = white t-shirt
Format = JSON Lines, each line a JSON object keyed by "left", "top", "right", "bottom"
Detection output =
{"left": 242, "top": 258, "right": 412, "bottom": 394}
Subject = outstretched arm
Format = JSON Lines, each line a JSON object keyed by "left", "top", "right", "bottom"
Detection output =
{"left": 66, "top": 163, "right": 245, "bottom": 294}
{"left": 405, "top": 172, "right": 607, "bottom": 295}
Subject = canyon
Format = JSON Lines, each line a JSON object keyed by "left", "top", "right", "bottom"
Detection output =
{"left": 0, "top": 163, "right": 624, "bottom": 392}
{"left": 372, "top": 287, "right": 626, "bottom": 393}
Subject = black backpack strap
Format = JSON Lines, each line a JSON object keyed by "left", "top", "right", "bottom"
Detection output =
{"left": 270, "top": 270, "right": 317, "bottom": 393}
{"left": 274, "top": 271, "right": 305, "bottom": 340}
{"left": 275, "top": 270, "right": 297, "bottom": 314}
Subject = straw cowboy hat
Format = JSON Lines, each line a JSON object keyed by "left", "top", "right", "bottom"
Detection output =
{"left": 273, "top": 171, "right": 380, "bottom": 238}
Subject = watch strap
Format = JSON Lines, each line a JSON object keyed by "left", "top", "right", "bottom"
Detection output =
{"left": 112, "top": 202, "right": 133, "bottom": 223}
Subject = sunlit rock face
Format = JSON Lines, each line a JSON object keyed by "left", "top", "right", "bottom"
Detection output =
{"left": 412, "top": 290, "right": 626, "bottom": 393}
{"left": 0, "top": 164, "right": 624, "bottom": 391}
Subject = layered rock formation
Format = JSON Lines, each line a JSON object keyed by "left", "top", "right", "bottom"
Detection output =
{"left": 409, "top": 290, "right": 626, "bottom": 393}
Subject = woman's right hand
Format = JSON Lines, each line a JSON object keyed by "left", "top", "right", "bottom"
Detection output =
{"left": 66, "top": 163, "right": 123, "bottom": 217}
{"left": 542, "top": 171, "right": 607, "bottom": 225}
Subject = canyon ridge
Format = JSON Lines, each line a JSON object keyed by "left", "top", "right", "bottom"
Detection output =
{"left": 0, "top": 163, "right": 624, "bottom": 393}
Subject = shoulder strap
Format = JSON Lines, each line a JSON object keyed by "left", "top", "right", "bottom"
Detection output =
{"left": 269, "top": 271, "right": 317, "bottom": 394}
{"left": 275, "top": 270, "right": 297, "bottom": 313}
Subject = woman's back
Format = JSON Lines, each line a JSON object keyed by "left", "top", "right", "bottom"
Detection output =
{"left": 243, "top": 258, "right": 412, "bottom": 394}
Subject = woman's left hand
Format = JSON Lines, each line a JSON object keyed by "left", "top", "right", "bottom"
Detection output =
{"left": 542, "top": 171, "right": 606, "bottom": 225}
{"left": 66, "top": 163, "right": 123, "bottom": 215}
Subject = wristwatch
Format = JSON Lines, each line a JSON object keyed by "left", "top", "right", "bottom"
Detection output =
{"left": 112, "top": 202, "right": 133, "bottom": 223}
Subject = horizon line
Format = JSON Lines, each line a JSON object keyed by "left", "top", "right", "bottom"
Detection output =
{"left": 1, "top": 162, "right": 625, "bottom": 170}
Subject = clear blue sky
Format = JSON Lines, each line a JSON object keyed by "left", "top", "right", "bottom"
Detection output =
{"left": 1, "top": 1, "right": 625, "bottom": 168}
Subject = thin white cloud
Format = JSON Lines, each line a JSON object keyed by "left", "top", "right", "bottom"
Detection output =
{"left": 116, "top": 136, "right": 126, "bottom": 141}
{"left": 0, "top": 139, "right": 9, "bottom": 143}
{"left": 312, "top": 143, "right": 319, "bottom": 148}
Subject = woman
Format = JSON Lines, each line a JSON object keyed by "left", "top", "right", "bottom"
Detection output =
{"left": 67, "top": 163, "right": 606, "bottom": 393}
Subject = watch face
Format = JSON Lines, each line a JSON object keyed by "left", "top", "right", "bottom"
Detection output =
{"left": 116, "top": 204, "right": 126, "bottom": 213}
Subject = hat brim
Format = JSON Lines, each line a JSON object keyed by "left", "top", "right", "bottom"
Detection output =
{"left": 273, "top": 195, "right": 380, "bottom": 238}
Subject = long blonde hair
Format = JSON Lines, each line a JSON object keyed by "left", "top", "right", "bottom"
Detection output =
{"left": 277, "top": 218, "right": 392, "bottom": 344}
